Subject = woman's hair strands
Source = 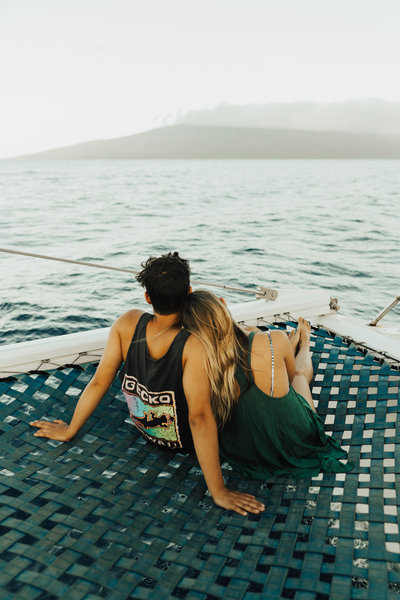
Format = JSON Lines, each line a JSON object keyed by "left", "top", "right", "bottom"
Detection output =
{"left": 181, "top": 291, "right": 249, "bottom": 427}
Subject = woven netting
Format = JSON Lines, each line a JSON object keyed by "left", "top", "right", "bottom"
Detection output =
{"left": 0, "top": 324, "right": 399, "bottom": 600}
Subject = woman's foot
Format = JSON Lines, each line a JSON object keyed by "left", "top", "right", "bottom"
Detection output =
{"left": 295, "top": 318, "right": 313, "bottom": 384}
{"left": 288, "top": 317, "right": 309, "bottom": 355}
{"left": 292, "top": 318, "right": 315, "bottom": 411}
{"left": 298, "top": 317, "right": 311, "bottom": 349}
{"left": 288, "top": 324, "right": 301, "bottom": 355}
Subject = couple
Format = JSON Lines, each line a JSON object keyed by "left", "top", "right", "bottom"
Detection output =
{"left": 31, "top": 252, "right": 352, "bottom": 515}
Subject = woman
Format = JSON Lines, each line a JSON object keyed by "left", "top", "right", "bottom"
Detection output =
{"left": 181, "top": 290, "right": 353, "bottom": 480}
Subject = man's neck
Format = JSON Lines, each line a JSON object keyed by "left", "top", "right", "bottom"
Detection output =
{"left": 151, "top": 311, "right": 181, "bottom": 330}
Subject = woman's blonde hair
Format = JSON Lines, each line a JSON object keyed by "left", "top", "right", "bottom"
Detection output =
{"left": 181, "top": 290, "right": 249, "bottom": 427}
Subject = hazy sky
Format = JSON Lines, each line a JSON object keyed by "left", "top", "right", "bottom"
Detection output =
{"left": 1, "top": 0, "right": 400, "bottom": 157}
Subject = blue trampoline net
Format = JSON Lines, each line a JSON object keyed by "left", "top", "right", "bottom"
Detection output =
{"left": 0, "top": 324, "right": 399, "bottom": 599}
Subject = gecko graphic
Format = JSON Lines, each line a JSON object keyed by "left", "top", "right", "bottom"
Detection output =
{"left": 133, "top": 410, "right": 175, "bottom": 430}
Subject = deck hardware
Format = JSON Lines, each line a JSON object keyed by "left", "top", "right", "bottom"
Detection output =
{"left": 329, "top": 298, "right": 340, "bottom": 311}
{"left": 256, "top": 287, "right": 279, "bottom": 300}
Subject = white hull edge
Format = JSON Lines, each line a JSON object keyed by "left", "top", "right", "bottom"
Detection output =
{"left": 1, "top": 289, "right": 399, "bottom": 377}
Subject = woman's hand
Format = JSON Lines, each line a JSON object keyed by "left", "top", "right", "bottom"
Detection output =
{"left": 30, "top": 419, "right": 72, "bottom": 442}
{"left": 212, "top": 487, "right": 265, "bottom": 516}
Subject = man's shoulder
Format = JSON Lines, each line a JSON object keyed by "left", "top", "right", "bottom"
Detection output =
{"left": 114, "top": 309, "right": 145, "bottom": 339}
{"left": 118, "top": 308, "right": 145, "bottom": 323}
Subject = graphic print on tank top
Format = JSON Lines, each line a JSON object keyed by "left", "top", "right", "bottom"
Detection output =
{"left": 121, "top": 374, "right": 183, "bottom": 449}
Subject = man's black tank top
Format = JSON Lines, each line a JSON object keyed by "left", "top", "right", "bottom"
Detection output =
{"left": 119, "top": 313, "right": 194, "bottom": 452}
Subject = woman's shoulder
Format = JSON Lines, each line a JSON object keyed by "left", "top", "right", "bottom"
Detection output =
{"left": 182, "top": 332, "right": 204, "bottom": 356}
{"left": 250, "top": 329, "right": 291, "bottom": 358}
{"left": 252, "top": 328, "right": 288, "bottom": 345}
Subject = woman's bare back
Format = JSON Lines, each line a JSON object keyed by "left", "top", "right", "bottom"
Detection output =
{"left": 249, "top": 330, "right": 292, "bottom": 398}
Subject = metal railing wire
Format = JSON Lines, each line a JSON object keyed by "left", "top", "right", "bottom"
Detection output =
{"left": 0, "top": 247, "right": 278, "bottom": 299}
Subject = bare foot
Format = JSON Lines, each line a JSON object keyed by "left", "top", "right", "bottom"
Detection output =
{"left": 288, "top": 325, "right": 301, "bottom": 355}
{"left": 298, "top": 317, "right": 311, "bottom": 349}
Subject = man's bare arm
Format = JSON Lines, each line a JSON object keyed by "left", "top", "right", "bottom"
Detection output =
{"left": 30, "top": 319, "right": 124, "bottom": 441}
{"left": 182, "top": 336, "right": 265, "bottom": 516}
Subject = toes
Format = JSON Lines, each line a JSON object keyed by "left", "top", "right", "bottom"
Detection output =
{"left": 298, "top": 318, "right": 311, "bottom": 347}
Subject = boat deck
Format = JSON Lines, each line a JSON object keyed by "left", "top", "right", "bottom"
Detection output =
{"left": 0, "top": 324, "right": 399, "bottom": 599}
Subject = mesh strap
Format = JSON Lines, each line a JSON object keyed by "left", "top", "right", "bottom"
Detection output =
{"left": 0, "top": 323, "right": 399, "bottom": 598}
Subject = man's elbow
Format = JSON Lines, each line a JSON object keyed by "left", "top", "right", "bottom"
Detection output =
{"left": 89, "top": 374, "right": 111, "bottom": 394}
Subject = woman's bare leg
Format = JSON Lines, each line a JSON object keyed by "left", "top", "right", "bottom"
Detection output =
{"left": 291, "top": 318, "right": 316, "bottom": 412}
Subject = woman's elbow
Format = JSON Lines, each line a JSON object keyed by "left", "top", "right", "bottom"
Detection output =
{"left": 189, "top": 411, "right": 214, "bottom": 429}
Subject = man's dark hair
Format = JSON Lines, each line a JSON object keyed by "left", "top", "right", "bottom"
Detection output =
{"left": 136, "top": 252, "right": 191, "bottom": 315}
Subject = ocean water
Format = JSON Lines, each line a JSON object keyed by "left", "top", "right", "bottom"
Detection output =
{"left": 1, "top": 159, "right": 399, "bottom": 345}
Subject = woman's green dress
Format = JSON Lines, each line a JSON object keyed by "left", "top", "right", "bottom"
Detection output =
{"left": 219, "top": 332, "right": 354, "bottom": 480}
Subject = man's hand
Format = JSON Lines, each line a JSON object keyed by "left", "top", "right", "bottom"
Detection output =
{"left": 29, "top": 319, "right": 125, "bottom": 444}
{"left": 30, "top": 419, "right": 72, "bottom": 442}
{"left": 212, "top": 487, "right": 265, "bottom": 516}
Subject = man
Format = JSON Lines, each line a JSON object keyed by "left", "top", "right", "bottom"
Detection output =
{"left": 31, "top": 252, "right": 264, "bottom": 516}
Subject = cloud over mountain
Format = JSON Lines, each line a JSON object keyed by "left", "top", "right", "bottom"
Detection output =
{"left": 174, "top": 100, "right": 400, "bottom": 137}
